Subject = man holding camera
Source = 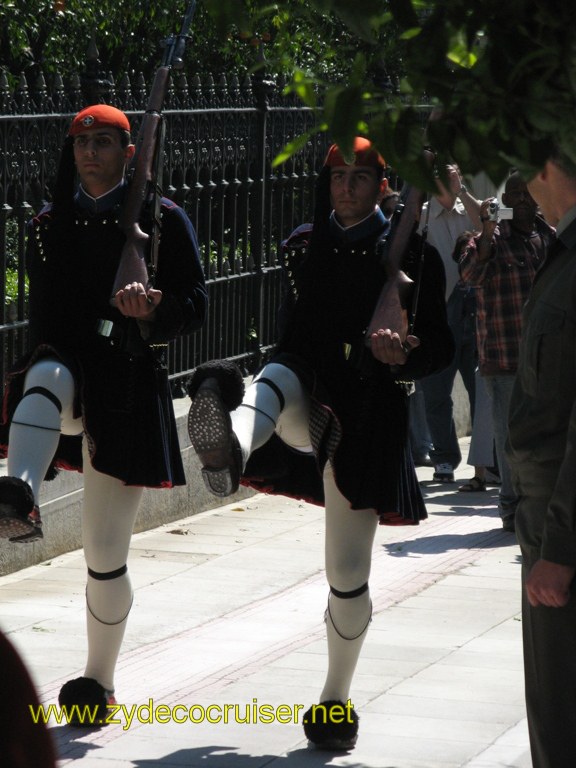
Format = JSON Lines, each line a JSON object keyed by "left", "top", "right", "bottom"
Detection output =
{"left": 458, "top": 170, "right": 555, "bottom": 531}
{"left": 417, "top": 164, "right": 482, "bottom": 483}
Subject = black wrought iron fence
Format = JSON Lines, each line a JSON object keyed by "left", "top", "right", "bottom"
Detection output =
{"left": 0, "top": 67, "right": 329, "bottom": 394}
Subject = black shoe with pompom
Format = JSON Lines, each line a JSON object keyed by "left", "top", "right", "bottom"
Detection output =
{"left": 186, "top": 359, "right": 245, "bottom": 409}
{"left": 302, "top": 699, "right": 359, "bottom": 750}
{"left": 58, "top": 677, "right": 116, "bottom": 727}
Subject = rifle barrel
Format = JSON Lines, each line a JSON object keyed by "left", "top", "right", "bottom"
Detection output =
{"left": 166, "top": 0, "right": 197, "bottom": 68}
{"left": 109, "top": 0, "right": 198, "bottom": 304}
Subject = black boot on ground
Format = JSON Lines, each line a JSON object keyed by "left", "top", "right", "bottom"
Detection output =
{"left": 58, "top": 676, "right": 116, "bottom": 727}
{"left": 302, "top": 699, "right": 359, "bottom": 750}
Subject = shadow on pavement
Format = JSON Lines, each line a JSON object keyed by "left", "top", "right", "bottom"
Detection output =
{"left": 131, "top": 746, "right": 391, "bottom": 767}
{"left": 420, "top": 484, "right": 500, "bottom": 509}
{"left": 381, "top": 528, "right": 517, "bottom": 557}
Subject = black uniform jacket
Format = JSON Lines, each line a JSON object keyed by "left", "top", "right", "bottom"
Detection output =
{"left": 0, "top": 185, "right": 207, "bottom": 488}
{"left": 243, "top": 214, "right": 454, "bottom": 524}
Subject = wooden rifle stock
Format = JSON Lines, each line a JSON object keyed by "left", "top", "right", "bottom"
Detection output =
{"left": 110, "top": 1, "right": 197, "bottom": 305}
{"left": 365, "top": 186, "right": 426, "bottom": 344}
{"left": 110, "top": 70, "right": 169, "bottom": 301}
{"left": 365, "top": 151, "right": 434, "bottom": 345}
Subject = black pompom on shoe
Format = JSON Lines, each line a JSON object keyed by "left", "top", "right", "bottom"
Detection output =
{"left": 186, "top": 360, "right": 245, "bottom": 411}
{"left": 302, "top": 700, "right": 359, "bottom": 750}
{"left": 58, "top": 677, "right": 116, "bottom": 728}
{"left": 0, "top": 476, "right": 39, "bottom": 542}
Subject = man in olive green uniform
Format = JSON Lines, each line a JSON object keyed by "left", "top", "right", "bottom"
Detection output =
{"left": 506, "top": 150, "right": 576, "bottom": 768}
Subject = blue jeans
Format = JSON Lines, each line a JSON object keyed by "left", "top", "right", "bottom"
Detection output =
{"left": 483, "top": 374, "right": 518, "bottom": 520}
{"left": 420, "top": 287, "right": 477, "bottom": 469}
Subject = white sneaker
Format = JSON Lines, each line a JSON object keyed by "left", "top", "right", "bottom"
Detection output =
{"left": 433, "top": 463, "right": 455, "bottom": 482}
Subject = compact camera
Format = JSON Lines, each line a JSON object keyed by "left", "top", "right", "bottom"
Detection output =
{"left": 487, "top": 200, "right": 513, "bottom": 222}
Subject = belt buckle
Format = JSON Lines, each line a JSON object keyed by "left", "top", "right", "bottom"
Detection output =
{"left": 96, "top": 319, "right": 115, "bottom": 338}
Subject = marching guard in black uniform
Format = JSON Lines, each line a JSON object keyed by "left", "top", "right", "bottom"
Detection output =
{"left": 0, "top": 105, "right": 207, "bottom": 721}
{"left": 187, "top": 138, "right": 453, "bottom": 749}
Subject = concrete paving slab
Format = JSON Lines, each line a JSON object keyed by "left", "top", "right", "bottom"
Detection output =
{"left": 0, "top": 438, "right": 533, "bottom": 767}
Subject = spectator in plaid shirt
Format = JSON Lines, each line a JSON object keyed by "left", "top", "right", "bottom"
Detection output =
{"left": 459, "top": 171, "right": 555, "bottom": 532}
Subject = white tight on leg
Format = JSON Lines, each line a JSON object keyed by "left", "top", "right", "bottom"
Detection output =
{"left": 8, "top": 357, "right": 141, "bottom": 693}
{"left": 81, "top": 440, "right": 142, "bottom": 693}
{"left": 231, "top": 362, "right": 312, "bottom": 462}
{"left": 8, "top": 358, "right": 81, "bottom": 501}
{"left": 321, "top": 464, "right": 378, "bottom": 703}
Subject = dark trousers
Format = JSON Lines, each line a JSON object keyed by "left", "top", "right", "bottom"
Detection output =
{"left": 420, "top": 286, "right": 477, "bottom": 468}
{"left": 518, "top": 495, "right": 576, "bottom": 768}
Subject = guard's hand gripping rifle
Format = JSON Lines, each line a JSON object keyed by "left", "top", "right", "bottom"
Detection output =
{"left": 364, "top": 150, "right": 434, "bottom": 349}
{"left": 110, "top": 0, "right": 197, "bottom": 305}
{"left": 364, "top": 186, "right": 424, "bottom": 346}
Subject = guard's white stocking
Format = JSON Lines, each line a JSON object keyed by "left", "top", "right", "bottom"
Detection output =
{"left": 320, "top": 465, "right": 378, "bottom": 703}
{"left": 81, "top": 441, "right": 142, "bottom": 693}
{"left": 8, "top": 358, "right": 80, "bottom": 501}
{"left": 231, "top": 362, "right": 311, "bottom": 463}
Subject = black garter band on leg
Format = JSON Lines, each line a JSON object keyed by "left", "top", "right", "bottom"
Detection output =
{"left": 329, "top": 582, "right": 368, "bottom": 599}
{"left": 254, "top": 377, "right": 285, "bottom": 410}
{"left": 11, "top": 386, "right": 64, "bottom": 432}
{"left": 21, "top": 386, "right": 63, "bottom": 413}
{"left": 235, "top": 376, "right": 286, "bottom": 428}
{"left": 327, "top": 582, "right": 372, "bottom": 641}
{"left": 86, "top": 565, "right": 132, "bottom": 625}
{"left": 87, "top": 565, "right": 128, "bottom": 581}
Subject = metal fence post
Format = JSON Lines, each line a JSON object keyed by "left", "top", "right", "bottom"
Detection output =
{"left": 0, "top": 58, "right": 329, "bottom": 388}
{"left": 80, "top": 34, "right": 113, "bottom": 105}
{"left": 250, "top": 47, "right": 275, "bottom": 368}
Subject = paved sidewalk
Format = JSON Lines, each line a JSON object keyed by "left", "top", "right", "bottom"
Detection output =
{"left": 0, "top": 442, "right": 532, "bottom": 767}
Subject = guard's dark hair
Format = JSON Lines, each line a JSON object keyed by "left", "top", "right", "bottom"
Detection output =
{"left": 41, "top": 136, "right": 78, "bottom": 259}
{"left": 51, "top": 137, "right": 76, "bottom": 215}
{"left": 307, "top": 165, "right": 332, "bottom": 254}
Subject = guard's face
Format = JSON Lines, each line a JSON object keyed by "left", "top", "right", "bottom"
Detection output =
{"left": 72, "top": 127, "right": 134, "bottom": 196}
{"left": 330, "top": 166, "right": 387, "bottom": 227}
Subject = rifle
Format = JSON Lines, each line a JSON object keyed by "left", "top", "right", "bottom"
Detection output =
{"left": 364, "top": 151, "right": 434, "bottom": 348}
{"left": 110, "top": 0, "right": 197, "bottom": 305}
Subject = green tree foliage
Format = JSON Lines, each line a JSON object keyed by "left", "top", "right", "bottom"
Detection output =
{"left": 4, "top": 1, "right": 574, "bottom": 188}
{"left": 205, "top": 0, "right": 576, "bottom": 188}
{"left": 0, "top": 0, "right": 397, "bottom": 89}
{"left": 0, "top": 1, "right": 219, "bottom": 83}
